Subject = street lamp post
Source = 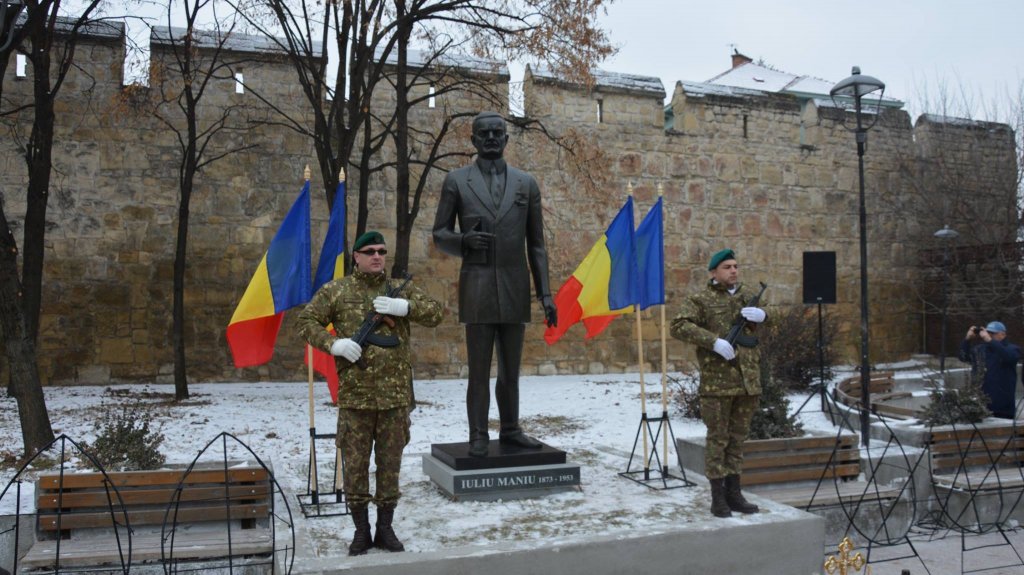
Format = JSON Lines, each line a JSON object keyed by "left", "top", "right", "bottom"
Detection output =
{"left": 0, "top": 0, "right": 25, "bottom": 52}
{"left": 830, "top": 67, "right": 885, "bottom": 448}
{"left": 934, "top": 225, "right": 959, "bottom": 376}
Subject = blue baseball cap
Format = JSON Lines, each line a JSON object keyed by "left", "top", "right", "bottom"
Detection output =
{"left": 985, "top": 321, "right": 1007, "bottom": 333}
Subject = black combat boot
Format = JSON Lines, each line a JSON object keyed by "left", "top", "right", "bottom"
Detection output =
{"left": 348, "top": 507, "right": 373, "bottom": 556}
{"left": 724, "top": 474, "right": 759, "bottom": 514}
{"left": 709, "top": 477, "right": 732, "bottom": 518}
{"left": 373, "top": 506, "right": 405, "bottom": 552}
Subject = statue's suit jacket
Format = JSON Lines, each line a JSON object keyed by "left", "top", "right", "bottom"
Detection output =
{"left": 432, "top": 162, "right": 552, "bottom": 324}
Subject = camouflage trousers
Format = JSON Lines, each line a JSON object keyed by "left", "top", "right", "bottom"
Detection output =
{"left": 337, "top": 407, "right": 410, "bottom": 509}
{"left": 700, "top": 394, "right": 760, "bottom": 479}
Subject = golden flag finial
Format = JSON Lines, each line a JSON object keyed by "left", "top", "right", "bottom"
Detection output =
{"left": 657, "top": 182, "right": 664, "bottom": 197}
{"left": 627, "top": 181, "right": 634, "bottom": 197}
{"left": 339, "top": 167, "right": 346, "bottom": 183}
{"left": 304, "top": 164, "right": 311, "bottom": 181}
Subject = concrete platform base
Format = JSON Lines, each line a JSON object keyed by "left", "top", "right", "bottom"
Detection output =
{"left": 290, "top": 444, "right": 827, "bottom": 575}
{"left": 293, "top": 505, "right": 826, "bottom": 575}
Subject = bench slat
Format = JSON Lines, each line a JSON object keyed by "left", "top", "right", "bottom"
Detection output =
{"left": 741, "top": 463, "right": 861, "bottom": 486}
{"left": 752, "top": 481, "right": 901, "bottom": 507}
{"left": 37, "top": 484, "right": 271, "bottom": 510}
{"left": 20, "top": 528, "right": 274, "bottom": 568}
{"left": 743, "top": 449, "right": 859, "bottom": 471}
{"left": 743, "top": 435, "right": 856, "bottom": 454}
{"left": 37, "top": 503, "right": 269, "bottom": 531}
{"left": 928, "top": 426, "right": 1023, "bottom": 442}
{"left": 929, "top": 438, "right": 1024, "bottom": 456}
{"left": 932, "top": 468, "right": 1024, "bottom": 491}
{"left": 36, "top": 468, "right": 269, "bottom": 490}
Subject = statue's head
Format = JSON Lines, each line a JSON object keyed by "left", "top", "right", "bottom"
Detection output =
{"left": 471, "top": 111, "right": 508, "bottom": 160}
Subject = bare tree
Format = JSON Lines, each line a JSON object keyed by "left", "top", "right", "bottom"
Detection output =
{"left": 0, "top": 0, "right": 108, "bottom": 456}
{"left": 147, "top": 1, "right": 259, "bottom": 399}
{"left": 232, "top": 0, "right": 616, "bottom": 276}
{"left": 889, "top": 78, "right": 1024, "bottom": 356}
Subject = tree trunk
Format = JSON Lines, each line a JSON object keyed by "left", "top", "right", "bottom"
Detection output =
{"left": 0, "top": 205, "right": 55, "bottom": 457}
{"left": 172, "top": 81, "right": 200, "bottom": 401}
{"left": 21, "top": 45, "right": 55, "bottom": 345}
{"left": 392, "top": 4, "right": 411, "bottom": 278}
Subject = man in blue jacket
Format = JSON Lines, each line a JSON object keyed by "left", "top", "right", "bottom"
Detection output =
{"left": 959, "top": 321, "right": 1021, "bottom": 419}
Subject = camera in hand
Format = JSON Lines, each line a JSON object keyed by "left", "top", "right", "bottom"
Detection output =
{"left": 972, "top": 326, "right": 983, "bottom": 335}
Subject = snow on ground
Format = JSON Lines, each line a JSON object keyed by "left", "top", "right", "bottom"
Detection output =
{"left": 1, "top": 373, "right": 823, "bottom": 555}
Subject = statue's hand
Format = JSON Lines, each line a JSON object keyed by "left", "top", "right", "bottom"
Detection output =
{"left": 463, "top": 230, "right": 495, "bottom": 251}
{"left": 541, "top": 295, "right": 558, "bottom": 328}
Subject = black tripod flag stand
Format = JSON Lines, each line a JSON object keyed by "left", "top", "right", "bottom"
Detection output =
{"left": 297, "top": 345, "right": 349, "bottom": 518}
{"left": 619, "top": 185, "right": 695, "bottom": 490}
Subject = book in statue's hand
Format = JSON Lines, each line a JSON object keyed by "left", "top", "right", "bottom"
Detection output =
{"left": 463, "top": 219, "right": 490, "bottom": 265}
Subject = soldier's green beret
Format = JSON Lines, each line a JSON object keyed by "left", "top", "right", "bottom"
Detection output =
{"left": 708, "top": 248, "right": 736, "bottom": 270}
{"left": 353, "top": 230, "right": 385, "bottom": 252}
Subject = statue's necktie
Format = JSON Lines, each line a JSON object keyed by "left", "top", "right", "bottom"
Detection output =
{"left": 490, "top": 167, "right": 502, "bottom": 208}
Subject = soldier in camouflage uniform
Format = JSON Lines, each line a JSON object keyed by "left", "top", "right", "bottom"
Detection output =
{"left": 670, "top": 249, "right": 768, "bottom": 518}
{"left": 297, "top": 231, "right": 443, "bottom": 555}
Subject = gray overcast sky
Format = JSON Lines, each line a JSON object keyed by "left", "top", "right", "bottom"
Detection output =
{"left": 594, "top": 0, "right": 1023, "bottom": 122}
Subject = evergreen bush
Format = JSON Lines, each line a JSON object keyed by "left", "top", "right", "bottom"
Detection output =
{"left": 83, "top": 403, "right": 166, "bottom": 471}
{"left": 920, "top": 384, "right": 991, "bottom": 426}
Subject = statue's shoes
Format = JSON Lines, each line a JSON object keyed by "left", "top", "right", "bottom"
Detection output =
{"left": 468, "top": 438, "right": 489, "bottom": 457}
{"left": 499, "top": 431, "right": 542, "bottom": 449}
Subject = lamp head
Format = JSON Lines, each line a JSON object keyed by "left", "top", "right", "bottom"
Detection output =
{"left": 933, "top": 225, "right": 959, "bottom": 240}
{"left": 830, "top": 66, "right": 886, "bottom": 99}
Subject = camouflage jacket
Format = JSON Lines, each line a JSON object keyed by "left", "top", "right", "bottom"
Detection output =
{"left": 296, "top": 270, "right": 444, "bottom": 410}
{"left": 669, "top": 280, "right": 768, "bottom": 397}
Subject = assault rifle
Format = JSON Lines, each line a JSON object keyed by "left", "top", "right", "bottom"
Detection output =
{"left": 351, "top": 274, "right": 412, "bottom": 370}
{"left": 724, "top": 281, "right": 768, "bottom": 350}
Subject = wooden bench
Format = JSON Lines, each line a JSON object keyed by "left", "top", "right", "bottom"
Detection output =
{"left": 833, "top": 371, "right": 917, "bottom": 419}
{"left": 927, "top": 423, "right": 1024, "bottom": 493}
{"left": 19, "top": 464, "right": 274, "bottom": 573}
{"left": 740, "top": 434, "right": 903, "bottom": 508}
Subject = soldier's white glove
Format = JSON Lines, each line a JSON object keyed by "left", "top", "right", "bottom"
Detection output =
{"left": 373, "top": 296, "right": 409, "bottom": 317}
{"left": 741, "top": 307, "right": 766, "bottom": 323}
{"left": 713, "top": 338, "right": 736, "bottom": 360}
{"left": 330, "top": 338, "right": 362, "bottom": 362}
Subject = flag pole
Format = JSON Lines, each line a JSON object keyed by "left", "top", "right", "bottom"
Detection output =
{"left": 629, "top": 182, "right": 650, "bottom": 480}
{"left": 334, "top": 167, "right": 345, "bottom": 499}
{"left": 303, "top": 164, "right": 320, "bottom": 503}
{"left": 657, "top": 184, "right": 670, "bottom": 473}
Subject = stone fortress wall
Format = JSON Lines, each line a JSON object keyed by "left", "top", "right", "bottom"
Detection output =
{"left": 1, "top": 25, "right": 1017, "bottom": 385}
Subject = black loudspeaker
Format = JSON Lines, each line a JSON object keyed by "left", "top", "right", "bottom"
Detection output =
{"left": 803, "top": 251, "right": 837, "bottom": 304}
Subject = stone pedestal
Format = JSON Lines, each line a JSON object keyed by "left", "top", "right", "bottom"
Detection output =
{"left": 423, "top": 441, "right": 580, "bottom": 501}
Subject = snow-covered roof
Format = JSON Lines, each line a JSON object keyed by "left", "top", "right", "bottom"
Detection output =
{"left": 373, "top": 46, "right": 508, "bottom": 78}
{"left": 528, "top": 64, "right": 664, "bottom": 97}
{"left": 675, "top": 80, "right": 767, "bottom": 99}
{"left": 708, "top": 62, "right": 903, "bottom": 108}
{"left": 12, "top": 14, "right": 123, "bottom": 40}
{"left": 151, "top": 26, "right": 322, "bottom": 58}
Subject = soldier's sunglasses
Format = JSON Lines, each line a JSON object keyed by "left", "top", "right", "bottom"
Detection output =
{"left": 356, "top": 248, "right": 388, "bottom": 256}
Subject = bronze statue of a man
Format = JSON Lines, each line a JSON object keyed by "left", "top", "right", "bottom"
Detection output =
{"left": 432, "top": 111, "right": 558, "bottom": 458}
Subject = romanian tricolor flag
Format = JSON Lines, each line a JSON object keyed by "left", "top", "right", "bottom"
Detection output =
{"left": 544, "top": 197, "right": 638, "bottom": 344}
{"left": 306, "top": 180, "right": 346, "bottom": 402}
{"left": 227, "top": 182, "right": 312, "bottom": 368}
{"left": 636, "top": 196, "right": 664, "bottom": 310}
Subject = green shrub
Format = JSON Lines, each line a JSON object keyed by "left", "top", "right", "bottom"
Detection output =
{"left": 748, "top": 357, "right": 804, "bottom": 440}
{"left": 920, "top": 384, "right": 991, "bottom": 426}
{"left": 83, "top": 403, "right": 166, "bottom": 471}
